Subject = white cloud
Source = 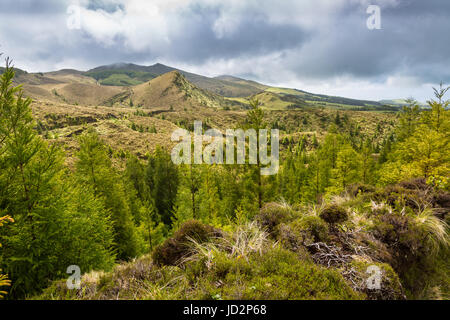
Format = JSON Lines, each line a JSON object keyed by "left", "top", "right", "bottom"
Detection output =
{"left": 75, "top": 0, "right": 171, "bottom": 51}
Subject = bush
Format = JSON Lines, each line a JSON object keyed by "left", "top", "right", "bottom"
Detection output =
{"left": 371, "top": 213, "right": 414, "bottom": 251}
{"left": 279, "top": 216, "right": 329, "bottom": 249}
{"left": 346, "top": 183, "right": 376, "bottom": 197}
{"left": 320, "top": 204, "right": 348, "bottom": 225}
{"left": 398, "top": 178, "right": 429, "bottom": 190}
{"left": 255, "top": 203, "right": 293, "bottom": 237}
{"left": 373, "top": 181, "right": 445, "bottom": 211}
{"left": 152, "top": 220, "right": 222, "bottom": 266}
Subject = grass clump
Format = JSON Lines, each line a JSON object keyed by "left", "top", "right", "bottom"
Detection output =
{"left": 152, "top": 220, "right": 222, "bottom": 266}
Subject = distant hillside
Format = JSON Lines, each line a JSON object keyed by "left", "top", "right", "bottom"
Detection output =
{"left": 86, "top": 63, "right": 158, "bottom": 86}
{"left": 215, "top": 75, "right": 268, "bottom": 89}
{"left": 0, "top": 66, "right": 28, "bottom": 77}
{"left": 17, "top": 69, "right": 128, "bottom": 106}
{"left": 84, "top": 63, "right": 267, "bottom": 97}
{"left": 379, "top": 99, "right": 428, "bottom": 108}
{"left": 9, "top": 62, "right": 403, "bottom": 111}
{"left": 22, "top": 66, "right": 398, "bottom": 166}
{"left": 266, "top": 87, "right": 399, "bottom": 111}
{"left": 227, "top": 91, "right": 310, "bottom": 111}
{"left": 88, "top": 63, "right": 393, "bottom": 111}
{"left": 129, "top": 71, "right": 241, "bottom": 112}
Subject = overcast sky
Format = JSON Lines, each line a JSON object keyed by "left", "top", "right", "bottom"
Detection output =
{"left": 0, "top": 0, "right": 449, "bottom": 102}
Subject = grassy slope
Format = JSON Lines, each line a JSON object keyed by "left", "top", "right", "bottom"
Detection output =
{"left": 131, "top": 71, "right": 226, "bottom": 111}
{"left": 19, "top": 70, "right": 129, "bottom": 106}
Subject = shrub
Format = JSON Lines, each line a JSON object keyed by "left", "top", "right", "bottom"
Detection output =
{"left": 346, "top": 183, "right": 376, "bottom": 197}
{"left": 152, "top": 220, "right": 222, "bottom": 266}
{"left": 276, "top": 225, "right": 313, "bottom": 261}
{"left": 370, "top": 208, "right": 450, "bottom": 298}
{"left": 320, "top": 204, "right": 348, "bottom": 225}
{"left": 183, "top": 222, "right": 269, "bottom": 280}
{"left": 433, "top": 191, "right": 450, "bottom": 217}
{"left": 280, "top": 216, "right": 329, "bottom": 247}
{"left": 255, "top": 202, "right": 293, "bottom": 237}
{"left": 371, "top": 213, "right": 413, "bottom": 249}
{"left": 374, "top": 182, "right": 439, "bottom": 211}
{"left": 398, "top": 178, "right": 429, "bottom": 190}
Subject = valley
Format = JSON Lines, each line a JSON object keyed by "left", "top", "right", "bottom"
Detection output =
{"left": 3, "top": 63, "right": 399, "bottom": 164}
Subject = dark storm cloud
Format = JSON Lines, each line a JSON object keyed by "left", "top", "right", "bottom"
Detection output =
{"left": 294, "top": 0, "right": 450, "bottom": 83}
{"left": 0, "top": 0, "right": 66, "bottom": 14}
{"left": 86, "top": 0, "right": 124, "bottom": 13}
{"left": 167, "top": 5, "right": 309, "bottom": 63}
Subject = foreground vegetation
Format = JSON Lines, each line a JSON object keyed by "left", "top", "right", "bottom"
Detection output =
{"left": 36, "top": 183, "right": 449, "bottom": 300}
{"left": 0, "top": 61, "right": 449, "bottom": 300}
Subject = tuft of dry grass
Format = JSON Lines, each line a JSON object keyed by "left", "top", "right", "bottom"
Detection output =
{"left": 227, "top": 222, "right": 269, "bottom": 260}
{"left": 413, "top": 208, "right": 449, "bottom": 256}
{"left": 184, "top": 221, "right": 269, "bottom": 268}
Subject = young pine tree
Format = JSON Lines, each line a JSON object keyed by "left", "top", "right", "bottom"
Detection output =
{"left": 0, "top": 61, "right": 115, "bottom": 298}
{"left": 379, "top": 86, "right": 449, "bottom": 188}
{"left": 244, "top": 99, "right": 266, "bottom": 209}
{"left": 360, "top": 139, "right": 376, "bottom": 184}
{"left": 396, "top": 99, "right": 421, "bottom": 141}
{"left": 329, "top": 144, "right": 361, "bottom": 193}
{"left": 145, "top": 146, "right": 179, "bottom": 226}
{"left": 76, "top": 130, "right": 139, "bottom": 260}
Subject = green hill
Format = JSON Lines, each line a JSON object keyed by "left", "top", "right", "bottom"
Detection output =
{"left": 265, "top": 87, "right": 397, "bottom": 110}
{"left": 84, "top": 63, "right": 268, "bottom": 97}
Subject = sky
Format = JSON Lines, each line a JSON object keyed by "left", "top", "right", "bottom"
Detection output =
{"left": 0, "top": 0, "right": 449, "bottom": 102}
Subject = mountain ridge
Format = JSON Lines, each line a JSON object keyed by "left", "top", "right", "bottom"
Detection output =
{"left": 84, "top": 63, "right": 405, "bottom": 109}
{"left": 7, "top": 62, "right": 409, "bottom": 110}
